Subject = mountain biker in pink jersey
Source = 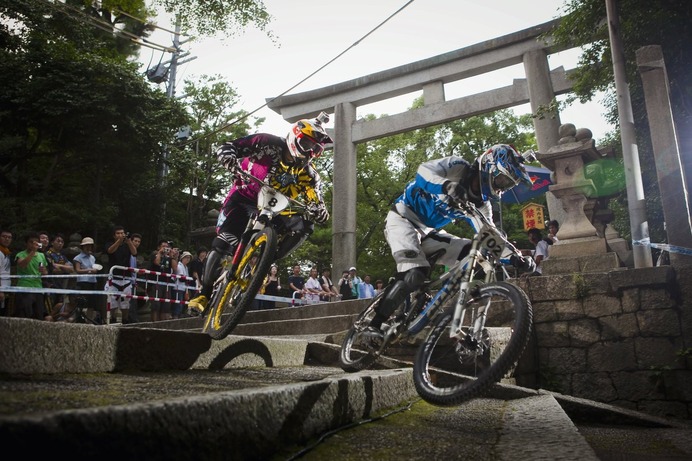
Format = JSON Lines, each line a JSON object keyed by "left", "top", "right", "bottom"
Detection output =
{"left": 188, "top": 112, "right": 332, "bottom": 314}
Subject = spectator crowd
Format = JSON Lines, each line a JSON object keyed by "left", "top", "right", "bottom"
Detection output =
{"left": 0, "top": 225, "right": 391, "bottom": 325}
{"left": 0, "top": 226, "right": 201, "bottom": 324}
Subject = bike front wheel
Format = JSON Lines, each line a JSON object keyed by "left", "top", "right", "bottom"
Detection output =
{"left": 203, "top": 227, "right": 277, "bottom": 340}
{"left": 413, "top": 281, "right": 532, "bottom": 406}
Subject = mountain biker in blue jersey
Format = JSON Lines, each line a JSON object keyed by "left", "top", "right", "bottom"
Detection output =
{"left": 368, "top": 144, "right": 536, "bottom": 336}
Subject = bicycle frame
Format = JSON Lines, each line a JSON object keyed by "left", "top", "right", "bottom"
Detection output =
{"left": 224, "top": 164, "right": 310, "bottom": 277}
{"left": 401, "top": 203, "right": 518, "bottom": 341}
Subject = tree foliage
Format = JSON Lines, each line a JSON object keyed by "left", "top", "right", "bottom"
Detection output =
{"left": 153, "top": 0, "right": 274, "bottom": 39}
{"left": 168, "top": 74, "right": 263, "bottom": 245}
{"left": 0, "top": 0, "right": 189, "bottom": 248}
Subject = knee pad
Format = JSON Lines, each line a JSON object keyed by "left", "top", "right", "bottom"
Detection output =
{"left": 212, "top": 234, "right": 236, "bottom": 254}
{"left": 457, "top": 242, "right": 472, "bottom": 261}
{"left": 275, "top": 232, "right": 308, "bottom": 260}
{"left": 275, "top": 220, "right": 313, "bottom": 260}
{"left": 403, "top": 267, "right": 426, "bottom": 290}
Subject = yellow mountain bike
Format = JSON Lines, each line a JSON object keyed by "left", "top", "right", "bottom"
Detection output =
{"left": 202, "top": 164, "right": 314, "bottom": 339}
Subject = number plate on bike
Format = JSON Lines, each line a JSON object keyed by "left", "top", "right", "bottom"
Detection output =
{"left": 258, "top": 186, "right": 289, "bottom": 212}
{"left": 479, "top": 231, "right": 504, "bottom": 259}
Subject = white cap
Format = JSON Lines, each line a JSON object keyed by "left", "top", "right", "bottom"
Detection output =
{"left": 349, "top": 267, "right": 357, "bottom": 272}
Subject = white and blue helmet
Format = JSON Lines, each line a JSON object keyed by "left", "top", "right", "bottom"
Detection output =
{"left": 477, "top": 144, "right": 533, "bottom": 201}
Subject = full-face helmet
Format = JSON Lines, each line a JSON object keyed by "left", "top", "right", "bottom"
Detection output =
{"left": 477, "top": 144, "right": 533, "bottom": 201}
{"left": 286, "top": 111, "right": 333, "bottom": 165}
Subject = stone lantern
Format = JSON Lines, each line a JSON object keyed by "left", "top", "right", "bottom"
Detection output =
{"left": 537, "top": 124, "right": 623, "bottom": 273}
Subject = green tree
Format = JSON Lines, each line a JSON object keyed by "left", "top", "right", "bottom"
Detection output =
{"left": 0, "top": 0, "right": 188, "bottom": 248}
{"left": 167, "top": 74, "right": 263, "bottom": 245}
{"left": 153, "top": 0, "right": 274, "bottom": 39}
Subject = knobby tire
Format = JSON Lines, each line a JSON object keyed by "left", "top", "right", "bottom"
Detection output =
{"left": 412, "top": 281, "right": 532, "bottom": 406}
{"left": 204, "top": 227, "right": 277, "bottom": 340}
{"left": 338, "top": 294, "right": 385, "bottom": 372}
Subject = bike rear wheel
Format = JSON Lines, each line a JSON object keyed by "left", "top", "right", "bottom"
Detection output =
{"left": 203, "top": 227, "right": 277, "bottom": 340}
{"left": 338, "top": 293, "right": 386, "bottom": 372}
{"left": 412, "top": 281, "right": 532, "bottom": 406}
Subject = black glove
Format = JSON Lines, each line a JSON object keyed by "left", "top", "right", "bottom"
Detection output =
{"left": 308, "top": 203, "right": 329, "bottom": 224}
{"left": 216, "top": 143, "right": 238, "bottom": 170}
{"left": 510, "top": 254, "right": 536, "bottom": 273}
{"left": 444, "top": 181, "right": 468, "bottom": 203}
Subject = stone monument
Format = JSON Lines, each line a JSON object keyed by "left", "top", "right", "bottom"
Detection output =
{"left": 537, "top": 124, "right": 624, "bottom": 274}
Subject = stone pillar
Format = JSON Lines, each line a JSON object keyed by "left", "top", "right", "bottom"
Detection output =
{"left": 636, "top": 45, "right": 692, "bottom": 267}
{"left": 523, "top": 49, "right": 563, "bottom": 226}
{"left": 523, "top": 49, "right": 561, "bottom": 154}
{"left": 537, "top": 124, "right": 620, "bottom": 269}
{"left": 331, "top": 102, "right": 358, "bottom": 274}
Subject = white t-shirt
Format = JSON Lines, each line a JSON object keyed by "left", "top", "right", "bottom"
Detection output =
{"left": 0, "top": 251, "right": 10, "bottom": 288}
{"left": 175, "top": 263, "right": 189, "bottom": 291}
{"left": 305, "top": 276, "right": 322, "bottom": 303}
{"left": 533, "top": 240, "right": 550, "bottom": 274}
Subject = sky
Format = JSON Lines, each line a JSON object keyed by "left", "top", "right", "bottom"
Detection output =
{"left": 139, "top": 0, "right": 613, "bottom": 142}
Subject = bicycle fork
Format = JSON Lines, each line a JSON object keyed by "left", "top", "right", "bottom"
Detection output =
{"left": 450, "top": 240, "right": 487, "bottom": 340}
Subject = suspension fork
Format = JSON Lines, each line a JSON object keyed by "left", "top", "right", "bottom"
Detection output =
{"left": 229, "top": 218, "right": 262, "bottom": 274}
{"left": 450, "top": 239, "right": 482, "bottom": 338}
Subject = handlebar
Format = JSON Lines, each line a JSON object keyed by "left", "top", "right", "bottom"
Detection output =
{"left": 453, "top": 199, "right": 522, "bottom": 258}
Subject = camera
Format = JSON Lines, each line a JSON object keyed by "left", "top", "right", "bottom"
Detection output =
{"left": 164, "top": 247, "right": 170, "bottom": 255}
{"left": 125, "top": 232, "right": 131, "bottom": 239}
{"left": 37, "top": 243, "right": 43, "bottom": 249}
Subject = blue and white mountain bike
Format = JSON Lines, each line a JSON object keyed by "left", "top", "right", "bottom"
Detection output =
{"left": 339, "top": 200, "right": 533, "bottom": 406}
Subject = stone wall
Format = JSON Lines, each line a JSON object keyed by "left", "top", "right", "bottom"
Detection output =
{"left": 511, "top": 266, "right": 692, "bottom": 420}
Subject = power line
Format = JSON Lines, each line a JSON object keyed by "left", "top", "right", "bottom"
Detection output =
{"left": 181, "top": 0, "right": 417, "bottom": 146}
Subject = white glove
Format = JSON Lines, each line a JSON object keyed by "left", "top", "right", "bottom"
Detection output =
{"left": 309, "top": 203, "right": 329, "bottom": 223}
{"left": 216, "top": 143, "right": 238, "bottom": 170}
{"left": 444, "top": 181, "right": 468, "bottom": 203}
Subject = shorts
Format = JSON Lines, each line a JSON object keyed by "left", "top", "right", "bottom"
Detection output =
{"left": 384, "top": 210, "right": 470, "bottom": 273}
{"left": 105, "top": 282, "right": 132, "bottom": 310}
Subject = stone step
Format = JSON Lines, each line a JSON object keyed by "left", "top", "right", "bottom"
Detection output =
{"left": 2, "top": 317, "right": 690, "bottom": 460}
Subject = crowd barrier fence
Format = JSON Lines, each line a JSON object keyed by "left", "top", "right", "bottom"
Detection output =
{"left": 0, "top": 267, "right": 326, "bottom": 319}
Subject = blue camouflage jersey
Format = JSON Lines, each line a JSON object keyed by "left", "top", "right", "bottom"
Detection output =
{"left": 392, "top": 156, "right": 493, "bottom": 233}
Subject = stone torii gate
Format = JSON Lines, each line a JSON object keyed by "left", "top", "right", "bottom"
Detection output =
{"left": 266, "top": 19, "right": 574, "bottom": 274}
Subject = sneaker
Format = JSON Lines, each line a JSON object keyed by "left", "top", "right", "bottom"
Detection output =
{"left": 188, "top": 295, "right": 208, "bottom": 315}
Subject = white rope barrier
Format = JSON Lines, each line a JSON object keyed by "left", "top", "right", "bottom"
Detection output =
{"left": 1, "top": 268, "right": 314, "bottom": 307}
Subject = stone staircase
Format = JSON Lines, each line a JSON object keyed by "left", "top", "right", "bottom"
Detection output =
{"left": 1, "top": 300, "right": 691, "bottom": 460}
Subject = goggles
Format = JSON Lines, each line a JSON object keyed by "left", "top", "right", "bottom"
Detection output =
{"left": 296, "top": 133, "right": 324, "bottom": 158}
{"left": 492, "top": 171, "right": 519, "bottom": 191}
{"left": 490, "top": 165, "right": 520, "bottom": 192}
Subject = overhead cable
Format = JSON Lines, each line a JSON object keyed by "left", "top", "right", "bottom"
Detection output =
{"left": 182, "top": 0, "right": 416, "bottom": 146}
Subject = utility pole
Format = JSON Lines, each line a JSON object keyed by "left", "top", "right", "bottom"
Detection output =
{"left": 605, "top": 0, "right": 653, "bottom": 268}
{"left": 158, "top": 16, "right": 196, "bottom": 239}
